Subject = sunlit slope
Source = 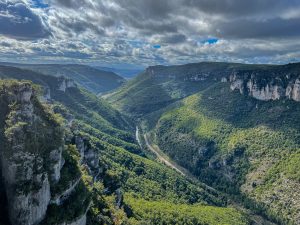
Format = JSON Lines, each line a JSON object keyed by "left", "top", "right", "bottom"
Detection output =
{"left": 107, "top": 62, "right": 276, "bottom": 118}
{"left": 154, "top": 82, "right": 300, "bottom": 224}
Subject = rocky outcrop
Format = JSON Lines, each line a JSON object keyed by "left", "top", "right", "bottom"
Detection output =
{"left": 229, "top": 72, "right": 300, "bottom": 102}
{"left": 1, "top": 148, "right": 51, "bottom": 225}
{"left": 40, "top": 86, "right": 51, "bottom": 102}
{"left": 0, "top": 81, "right": 123, "bottom": 225}
{"left": 74, "top": 136, "right": 86, "bottom": 162}
{"left": 6, "top": 176, "right": 51, "bottom": 225}
{"left": 115, "top": 188, "right": 123, "bottom": 209}
{"left": 58, "top": 77, "right": 77, "bottom": 92}
{"left": 0, "top": 82, "right": 53, "bottom": 225}
{"left": 49, "top": 148, "right": 65, "bottom": 183}
{"left": 51, "top": 177, "right": 81, "bottom": 206}
{"left": 245, "top": 79, "right": 284, "bottom": 101}
{"left": 74, "top": 135, "right": 101, "bottom": 180}
{"left": 0, "top": 82, "right": 88, "bottom": 225}
{"left": 221, "top": 77, "right": 227, "bottom": 82}
{"left": 286, "top": 79, "right": 300, "bottom": 101}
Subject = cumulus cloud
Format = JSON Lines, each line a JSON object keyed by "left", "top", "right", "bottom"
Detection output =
{"left": 0, "top": 0, "right": 50, "bottom": 39}
{"left": 1, "top": 0, "right": 300, "bottom": 66}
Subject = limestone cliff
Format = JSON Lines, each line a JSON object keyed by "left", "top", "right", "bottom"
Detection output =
{"left": 58, "top": 77, "right": 77, "bottom": 93}
{"left": 228, "top": 71, "right": 300, "bottom": 102}
{"left": 0, "top": 81, "right": 64, "bottom": 225}
{"left": 39, "top": 77, "right": 77, "bottom": 102}
{"left": 73, "top": 135, "right": 101, "bottom": 181}
{"left": 0, "top": 81, "right": 90, "bottom": 225}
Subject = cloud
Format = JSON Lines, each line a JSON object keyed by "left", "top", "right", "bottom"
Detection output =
{"left": 1, "top": 0, "right": 300, "bottom": 66}
{"left": 42, "top": 0, "right": 300, "bottom": 50}
{"left": 184, "top": 0, "right": 289, "bottom": 17}
{"left": 0, "top": 1, "right": 50, "bottom": 39}
{"left": 215, "top": 17, "right": 300, "bottom": 39}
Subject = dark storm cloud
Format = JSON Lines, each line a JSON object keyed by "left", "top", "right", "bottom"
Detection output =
{"left": 159, "top": 34, "right": 187, "bottom": 44}
{"left": 50, "top": 0, "right": 300, "bottom": 40}
{"left": 117, "top": 0, "right": 175, "bottom": 19}
{"left": 128, "top": 19, "right": 178, "bottom": 35}
{"left": 50, "top": 0, "right": 179, "bottom": 36}
{"left": 51, "top": 0, "right": 87, "bottom": 8}
{"left": 55, "top": 16, "right": 105, "bottom": 36}
{"left": 0, "top": 1, "right": 50, "bottom": 39}
{"left": 184, "top": 0, "right": 293, "bottom": 17}
{"left": 217, "top": 18, "right": 300, "bottom": 39}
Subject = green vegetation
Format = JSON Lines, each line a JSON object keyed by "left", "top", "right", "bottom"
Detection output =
{"left": 0, "top": 80, "right": 65, "bottom": 195}
{"left": 51, "top": 145, "right": 82, "bottom": 196}
{"left": 151, "top": 83, "right": 300, "bottom": 224}
{"left": 125, "top": 194, "right": 249, "bottom": 225}
{"left": 47, "top": 77, "right": 249, "bottom": 224}
{"left": 43, "top": 179, "right": 91, "bottom": 225}
{"left": 4, "top": 60, "right": 300, "bottom": 225}
{"left": 0, "top": 77, "right": 240, "bottom": 224}
{"left": 99, "top": 139, "right": 223, "bottom": 205}
{"left": 109, "top": 63, "right": 300, "bottom": 224}
{"left": 107, "top": 62, "right": 280, "bottom": 118}
{"left": 52, "top": 86, "right": 134, "bottom": 141}
{"left": 0, "top": 63, "right": 125, "bottom": 94}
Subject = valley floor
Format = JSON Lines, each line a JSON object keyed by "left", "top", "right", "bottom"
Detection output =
{"left": 143, "top": 131, "right": 185, "bottom": 176}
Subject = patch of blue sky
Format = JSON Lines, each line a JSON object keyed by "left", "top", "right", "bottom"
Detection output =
{"left": 198, "top": 38, "right": 219, "bottom": 45}
{"left": 31, "top": 0, "right": 49, "bottom": 8}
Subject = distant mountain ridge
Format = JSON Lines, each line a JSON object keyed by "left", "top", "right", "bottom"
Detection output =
{"left": 0, "top": 62, "right": 125, "bottom": 94}
{"left": 93, "top": 66, "right": 143, "bottom": 79}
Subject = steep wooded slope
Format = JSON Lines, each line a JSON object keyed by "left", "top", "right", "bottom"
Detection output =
{"left": 0, "top": 63, "right": 125, "bottom": 94}
{"left": 0, "top": 68, "right": 249, "bottom": 224}
{"left": 109, "top": 62, "right": 300, "bottom": 225}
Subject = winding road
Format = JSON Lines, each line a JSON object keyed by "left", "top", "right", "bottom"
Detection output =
{"left": 136, "top": 126, "right": 185, "bottom": 175}
{"left": 143, "top": 133, "right": 185, "bottom": 176}
{"left": 135, "top": 126, "right": 276, "bottom": 225}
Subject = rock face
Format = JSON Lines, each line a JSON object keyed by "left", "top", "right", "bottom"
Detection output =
{"left": 221, "top": 77, "right": 227, "bottom": 82}
{"left": 49, "top": 148, "right": 65, "bottom": 183}
{"left": 229, "top": 72, "right": 300, "bottom": 102}
{"left": 0, "top": 83, "right": 55, "bottom": 225}
{"left": 58, "top": 77, "right": 77, "bottom": 92}
{"left": 286, "top": 79, "right": 300, "bottom": 101}
{"left": 74, "top": 135, "right": 101, "bottom": 180}
{"left": 40, "top": 86, "right": 51, "bottom": 102}
{"left": 0, "top": 82, "right": 87, "bottom": 225}
{"left": 51, "top": 177, "right": 81, "bottom": 206}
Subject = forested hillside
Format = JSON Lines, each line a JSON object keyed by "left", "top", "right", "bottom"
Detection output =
{"left": 0, "top": 66, "right": 250, "bottom": 225}
{"left": 109, "top": 62, "right": 300, "bottom": 225}
{"left": 0, "top": 63, "right": 125, "bottom": 94}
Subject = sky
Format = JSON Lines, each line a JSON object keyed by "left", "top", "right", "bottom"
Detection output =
{"left": 0, "top": 0, "right": 300, "bottom": 69}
